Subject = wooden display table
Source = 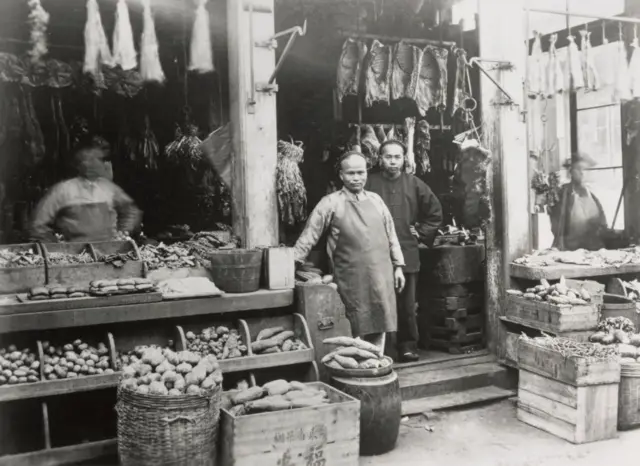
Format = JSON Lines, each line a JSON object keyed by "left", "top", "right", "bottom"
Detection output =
{"left": 510, "top": 262, "right": 640, "bottom": 281}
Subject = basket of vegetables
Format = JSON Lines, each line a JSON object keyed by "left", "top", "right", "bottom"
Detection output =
{"left": 321, "top": 337, "right": 393, "bottom": 378}
{"left": 116, "top": 347, "right": 223, "bottom": 466}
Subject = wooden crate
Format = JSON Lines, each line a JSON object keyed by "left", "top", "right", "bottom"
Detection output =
{"left": 517, "top": 369, "right": 619, "bottom": 444}
{"left": 219, "top": 382, "right": 360, "bottom": 466}
{"left": 517, "top": 338, "right": 620, "bottom": 387}
{"left": 263, "top": 247, "right": 295, "bottom": 290}
{"left": 0, "top": 243, "right": 46, "bottom": 294}
{"left": 505, "top": 296, "right": 599, "bottom": 333}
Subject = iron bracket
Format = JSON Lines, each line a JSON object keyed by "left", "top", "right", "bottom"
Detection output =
{"left": 467, "top": 57, "right": 516, "bottom": 106}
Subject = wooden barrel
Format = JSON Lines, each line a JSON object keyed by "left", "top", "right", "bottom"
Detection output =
{"left": 331, "top": 371, "right": 401, "bottom": 456}
{"left": 619, "top": 362, "right": 640, "bottom": 430}
{"left": 602, "top": 293, "right": 639, "bottom": 329}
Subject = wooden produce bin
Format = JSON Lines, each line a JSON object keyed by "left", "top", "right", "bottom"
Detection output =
{"left": 43, "top": 240, "right": 144, "bottom": 286}
{"left": 0, "top": 243, "right": 46, "bottom": 294}
{"left": 516, "top": 338, "right": 620, "bottom": 444}
{"left": 220, "top": 382, "right": 360, "bottom": 466}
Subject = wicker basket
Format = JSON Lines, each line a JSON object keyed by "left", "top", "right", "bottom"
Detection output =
{"left": 208, "top": 249, "right": 262, "bottom": 293}
{"left": 116, "top": 386, "right": 221, "bottom": 466}
{"left": 619, "top": 362, "right": 640, "bottom": 430}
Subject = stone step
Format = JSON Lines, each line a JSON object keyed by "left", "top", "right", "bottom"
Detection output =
{"left": 401, "top": 385, "right": 517, "bottom": 416}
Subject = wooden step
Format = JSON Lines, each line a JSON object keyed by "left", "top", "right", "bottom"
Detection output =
{"left": 394, "top": 351, "right": 494, "bottom": 375}
{"left": 399, "top": 362, "right": 510, "bottom": 400}
{"left": 401, "top": 386, "right": 516, "bottom": 415}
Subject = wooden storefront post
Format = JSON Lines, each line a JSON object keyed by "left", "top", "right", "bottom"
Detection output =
{"left": 227, "top": 0, "right": 279, "bottom": 248}
{"left": 477, "top": 0, "right": 530, "bottom": 353}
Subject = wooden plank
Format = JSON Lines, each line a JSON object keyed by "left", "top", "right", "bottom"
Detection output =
{"left": 0, "top": 289, "right": 294, "bottom": 334}
{"left": 0, "top": 439, "right": 116, "bottom": 466}
{"left": 519, "top": 369, "right": 578, "bottom": 409}
{"left": 0, "top": 373, "right": 120, "bottom": 403}
{"left": 401, "top": 386, "right": 516, "bottom": 415}
{"left": 576, "top": 383, "right": 619, "bottom": 443}
{"left": 517, "top": 339, "right": 620, "bottom": 386}
{"left": 444, "top": 314, "right": 484, "bottom": 331}
{"left": 394, "top": 349, "right": 492, "bottom": 373}
{"left": 0, "top": 291, "right": 162, "bottom": 315}
{"left": 517, "top": 403, "right": 578, "bottom": 443}
{"left": 518, "top": 388, "right": 577, "bottom": 425}
{"left": 219, "top": 349, "right": 314, "bottom": 373}
{"left": 227, "top": 0, "right": 279, "bottom": 248}
{"left": 499, "top": 316, "right": 593, "bottom": 342}
{"left": 425, "top": 295, "right": 484, "bottom": 312}
{"left": 505, "top": 295, "right": 599, "bottom": 333}
{"left": 510, "top": 262, "right": 640, "bottom": 281}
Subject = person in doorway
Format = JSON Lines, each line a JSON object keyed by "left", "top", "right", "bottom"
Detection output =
{"left": 366, "top": 140, "right": 443, "bottom": 362}
{"left": 550, "top": 152, "right": 607, "bottom": 251}
{"left": 30, "top": 136, "right": 141, "bottom": 242}
{"left": 293, "top": 150, "right": 406, "bottom": 346}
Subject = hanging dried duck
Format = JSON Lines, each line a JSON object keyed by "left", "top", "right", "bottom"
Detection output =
{"left": 391, "top": 42, "right": 423, "bottom": 101}
{"left": 405, "top": 117, "right": 416, "bottom": 174}
{"left": 546, "top": 34, "right": 564, "bottom": 97}
{"left": 567, "top": 35, "right": 584, "bottom": 91}
{"left": 415, "top": 119, "right": 431, "bottom": 175}
{"left": 140, "top": 0, "right": 165, "bottom": 83}
{"left": 337, "top": 39, "right": 367, "bottom": 102}
{"left": 189, "top": 0, "right": 214, "bottom": 73}
{"left": 27, "top": 0, "right": 49, "bottom": 65}
{"left": 83, "top": 0, "right": 113, "bottom": 77}
{"left": 113, "top": 0, "right": 137, "bottom": 71}
{"left": 528, "top": 32, "right": 545, "bottom": 98}
{"left": 364, "top": 40, "right": 392, "bottom": 107}
{"left": 580, "top": 30, "right": 599, "bottom": 91}
{"left": 629, "top": 28, "right": 640, "bottom": 99}
{"left": 276, "top": 140, "right": 307, "bottom": 226}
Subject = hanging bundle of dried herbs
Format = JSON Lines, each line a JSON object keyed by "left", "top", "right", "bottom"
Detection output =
{"left": 164, "top": 120, "right": 203, "bottom": 169}
{"left": 276, "top": 140, "right": 307, "bottom": 226}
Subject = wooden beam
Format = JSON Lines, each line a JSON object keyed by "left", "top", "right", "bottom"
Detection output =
{"left": 227, "top": 0, "right": 279, "bottom": 248}
{"left": 478, "top": 0, "right": 530, "bottom": 353}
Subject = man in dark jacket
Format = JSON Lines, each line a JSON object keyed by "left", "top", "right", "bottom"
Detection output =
{"left": 366, "top": 140, "right": 443, "bottom": 362}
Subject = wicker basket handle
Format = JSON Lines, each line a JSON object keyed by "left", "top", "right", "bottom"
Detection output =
{"left": 162, "top": 415, "right": 197, "bottom": 424}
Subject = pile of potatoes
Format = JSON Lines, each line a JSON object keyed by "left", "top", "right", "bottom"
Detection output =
{"left": 506, "top": 277, "right": 592, "bottom": 306}
{"left": 42, "top": 340, "right": 113, "bottom": 380}
{"left": 222, "top": 379, "right": 329, "bottom": 416}
{"left": 116, "top": 343, "right": 174, "bottom": 370}
{"left": 0, "top": 345, "right": 40, "bottom": 386}
{"left": 119, "top": 347, "right": 223, "bottom": 396}
{"left": 185, "top": 326, "right": 247, "bottom": 360}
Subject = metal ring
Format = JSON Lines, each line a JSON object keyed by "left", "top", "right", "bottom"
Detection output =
{"left": 463, "top": 97, "right": 478, "bottom": 112}
{"left": 541, "top": 114, "right": 548, "bottom": 123}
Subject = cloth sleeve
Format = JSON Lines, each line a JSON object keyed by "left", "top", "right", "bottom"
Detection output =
{"left": 371, "top": 193, "right": 406, "bottom": 267}
{"left": 110, "top": 182, "right": 142, "bottom": 233}
{"left": 415, "top": 179, "right": 443, "bottom": 247}
{"left": 30, "top": 184, "right": 64, "bottom": 241}
{"left": 293, "top": 195, "right": 334, "bottom": 263}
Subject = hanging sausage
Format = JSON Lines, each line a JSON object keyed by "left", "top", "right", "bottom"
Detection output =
{"left": 140, "top": 0, "right": 165, "bottom": 83}
{"left": 112, "top": 0, "right": 137, "bottom": 71}
{"left": 189, "top": 0, "right": 215, "bottom": 73}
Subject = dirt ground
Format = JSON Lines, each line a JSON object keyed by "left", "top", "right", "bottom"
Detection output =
{"left": 361, "top": 399, "right": 639, "bottom": 466}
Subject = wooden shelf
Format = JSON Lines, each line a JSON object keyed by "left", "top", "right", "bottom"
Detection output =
{"left": 219, "top": 349, "right": 315, "bottom": 373}
{"left": 0, "top": 373, "right": 120, "bottom": 403}
{"left": 510, "top": 262, "right": 640, "bottom": 281}
{"left": 0, "top": 438, "right": 116, "bottom": 466}
{"left": 0, "top": 289, "right": 294, "bottom": 334}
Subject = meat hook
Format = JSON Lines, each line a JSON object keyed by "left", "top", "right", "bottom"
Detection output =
{"left": 468, "top": 57, "right": 515, "bottom": 105}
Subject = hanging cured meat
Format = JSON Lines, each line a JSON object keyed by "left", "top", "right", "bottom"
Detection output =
{"left": 629, "top": 35, "right": 640, "bottom": 98}
{"left": 364, "top": 40, "right": 392, "bottom": 107}
{"left": 598, "top": 31, "right": 615, "bottom": 88}
{"left": 140, "top": 0, "right": 165, "bottom": 83}
{"left": 112, "top": 0, "right": 137, "bottom": 71}
{"left": 452, "top": 47, "right": 469, "bottom": 115}
{"left": 567, "top": 35, "right": 584, "bottom": 91}
{"left": 404, "top": 117, "right": 416, "bottom": 174}
{"left": 546, "top": 34, "right": 564, "bottom": 97}
{"left": 615, "top": 39, "right": 632, "bottom": 101}
{"left": 83, "top": 0, "right": 113, "bottom": 76}
{"left": 415, "top": 119, "right": 431, "bottom": 175}
{"left": 391, "top": 42, "right": 423, "bottom": 101}
{"left": 360, "top": 125, "right": 381, "bottom": 168}
{"left": 415, "top": 45, "right": 448, "bottom": 116}
{"left": 375, "top": 125, "right": 387, "bottom": 144}
{"left": 580, "top": 30, "right": 599, "bottom": 91}
{"left": 189, "top": 0, "right": 214, "bottom": 73}
{"left": 528, "top": 32, "right": 545, "bottom": 98}
{"left": 336, "top": 39, "right": 367, "bottom": 102}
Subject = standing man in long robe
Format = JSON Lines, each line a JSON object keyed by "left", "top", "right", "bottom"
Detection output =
{"left": 293, "top": 151, "right": 406, "bottom": 345}
{"left": 366, "top": 140, "right": 443, "bottom": 362}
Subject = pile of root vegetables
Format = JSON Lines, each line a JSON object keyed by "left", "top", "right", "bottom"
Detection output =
{"left": 0, "top": 346, "right": 40, "bottom": 386}
{"left": 589, "top": 317, "right": 640, "bottom": 362}
{"left": 506, "top": 276, "right": 592, "bottom": 306}
{"left": 295, "top": 262, "right": 336, "bottom": 288}
{"left": 42, "top": 339, "right": 113, "bottom": 380}
{"left": 119, "top": 347, "right": 222, "bottom": 396}
{"left": 321, "top": 336, "right": 390, "bottom": 370}
{"left": 185, "top": 326, "right": 247, "bottom": 360}
{"left": 521, "top": 334, "right": 619, "bottom": 362}
{"left": 250, "top": 327, "right": 308, "bottom": 355}
{"left": 223, "top": 379, "right": 329, "bottom": 416}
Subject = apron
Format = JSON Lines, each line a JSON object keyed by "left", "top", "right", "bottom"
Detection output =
{"left": 565, "top": 190, "right": 604, "bottom": 251}
{"left": 332, "top": 197, "right": 397, "bottom": 336}
{"left": 55, "top": 202, "right": 115, "bottom": 242}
